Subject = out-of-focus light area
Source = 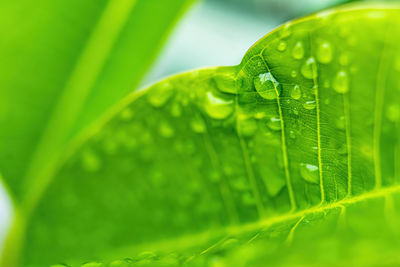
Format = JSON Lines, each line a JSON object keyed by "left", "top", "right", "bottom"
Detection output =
{"left": 0, "top": 0, "right": 355, "bottom": 249}
{"left": 142, "top": 0, "right": 350, "bottom": 86}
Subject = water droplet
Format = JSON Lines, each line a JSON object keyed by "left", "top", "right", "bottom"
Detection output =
{"left": 214, "top": 73, "right": 237, "bottom": 94}
{"left": 254, "top": 72, "right": 281, "bottom": 100}
{"left": 291, "top": 70, "right": 297, "bottom": 78}
{"left": 291, "top": 85, "right": 301, "bottom": 100}
{"left": 242, "top": 192, "right": 256, "bottom": 206}
{"left": 191, "top": 115, "right": 206, "bottom": 133}
{"left": 280, "top": 23, "right": 292, "bottom": 38}
{"left": 299, "top": 163, "right": 319, "bottom": 184}
{"left": 148, "top": 83, "right": 174, "bottom": 107}
{"left": 301, "top": 57, "right": 317, "bottom": 79}
{"left": 336, "top": 116, "right": 346, "bottom": 130}
{"left": 303, "top": 100, "right": 316, "bottom": 110}
{"left": 339, "top": 53, "right": 350, "bottom": 66}
{"left": 170, "top": 103, "right": 181, "bottom": 117}
{"left": 386, "top": 105, "right": 400, "bottom": 122}
{"left": 136, "top": 251, "right": 157, "bottom": 261}
{"left": 81, "top": 262, "right": 103, "bottom": 267}
{"left": 204, "top": 91, "right": 234, "bottom": 119}
{"left": 277, "top": 41, "right": 287, "bottom": 52}
{"left": 267, "top": 117, "right": 281, "bottom": 131}
{"left": 338, "top": 144, "right": 348, "bottom": 155}
{"left": 109, "top": 260, "right": 129, "bottom": 267}
{"left": 159, "top": 122, "right": 174, "bottom": 138}
{"left": 81, "top": 149, "right": 101, "bottom": 172}
{"left": 237, "top": 115, "right": 258, "bottom": 137}
{"left": 119, "top": 108, "right": 133, "bottom": 121}
{"left": 317, "top": 41, "right": 332, "bottom": 64}
{"left": 289, "top": 130, "right": 296, "bottom": 139}
{"left": 333, "top": 70, "right": 349, "bottom": 93}
{"left": 292, "top": 41, "right": 304, "bottom": 60}
{"left": 292, "top": 107, "right": 299, "bottom": 115}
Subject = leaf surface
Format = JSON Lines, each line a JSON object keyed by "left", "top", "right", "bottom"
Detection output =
{"left": 3, "top": 3, "right": 400, "bottom": 267}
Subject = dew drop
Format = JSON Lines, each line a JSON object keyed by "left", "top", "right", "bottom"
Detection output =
{"left": 119, "top": 108, "right": 133, "bottom": 121}
{"left": 299, "top": 163, "right": 319, "bottom": 184}
{"left": 277, "top": 41, "right": 287, "bottom": 52}
{"left": 301, "top": 57, "right": 317, "bottom": 79}
{"left": 338, "top": 144, "right": 348, "bottom": 155}
{"left": 333, "top": 70, "right": 349, "bottom": 93}
{"left": 303, "top": 100, "right": 316, "bottom": 110}
{"left": 81, "top": 149, "right": 101, "bottom": 172}
{"left": 289, "top": 130, "right": 296, "bottom": 139}
{"left": 339, "top": 53, "right": 350, "bottom": 66}
{"left": 237, "top": 115, "right": 258, "bottom": 137}
{"left": 336, "top": 116, "right": 346, "bottom": 130}
{"left": 80, "top": 262, "right": 103, "bottom": 267}
{"left": 317, "top": 41, "right": 332, "bottom": 64}
{"left": 159, "top": 122, "right": 174, "bottom": 138}
{"left": 109, "top": 260, "right": 129, "bottom": 267}
{"left": 253, "top": 72, "right": 281, "bottom": 100}
{"left": 280, "top": 23, "right": 292, "bottom": 38}
{"left": 148, "top": 83, "right": 174, "bottom": 107}
{"left": 191, "top": 115, "right": 206, "bottom": 133}
{"left": 214, "top": 73, "right": 237, "bottom": 94}
{"left": 267, "top": 117, "right": 281, "bottom": 131}
{"left": 170, "top": 103, "right": 181, "bottom": 117}
{"left": 386, "top": 104, "right": 400, "bottom": 122}
{"left": 291, "top": 70, "right": 297, "bottom": 78}
{"left": 292, "top": 41, "right": 304, "bottom": 60}
{"left": 242, "top": 192, "right": 256, "bottom": 206}
{"left": 291, "top": 85, "right": 301, "bottom": 100}
{"left": 204, "top": 91, "right": 234, "bottom": 119}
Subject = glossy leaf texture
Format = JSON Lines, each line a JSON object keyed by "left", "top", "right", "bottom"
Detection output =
{"left": 3, "top": 3, "right": 400, "bottom": 267}
{"left": 0, "top": 0, "right": 195, "bottom": 202}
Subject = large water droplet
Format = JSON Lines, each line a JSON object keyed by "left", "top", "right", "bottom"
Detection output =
{"left": 148, "top": 83, "right": 174, "bottom": 107}
{"left": 292, "top": 41, "right": 304, "bottom": 60}
{"left": 317, "top": 41, "right": 333, "bottom": 64}
{"left": 204, "top": 91, "right": 234, "bottom": 119}
{"left": 191, "top": 115, "right": 206, "bottom": 133}
{"left": 237, "top": 115, "right": 258, "bottom": 137}
{"left": 303, "top": 100, "right": 316, "bottom": 110}
{"left": 267, "top": 117, "right": 281, "bottom": 131}
{"left": 159, "top": 122, "right": 174, "bottom": 138}
{"left": 214, "top": 73, "right": 237, "bottom": 94}
{"left": 254, "top": 72, "right": 281, "bottom": 100}
{"left": 386, "top": 104, "right": 400, "bottom": 122}
{"left": 301, "top": 57, "right": 317, "bottom": 79}
{"left": 299, "top": 163, "right": 319, "bottom": 184}
{"left": 336, "top": 116, "right": 346, "bottom": 130}
{"left": 291, "top": 85, "right": 301, "bottom": 100}
{"left": 277, "top": 41, "right": 287, "bottom": 52}
{"left": 81, "top": 149, "right": 101, "bottom": 172}
{"left": 109, "top": 260, "right": 130, "bottom": 267}
{"left": 333, "top": 70, "right": 349, "bottom": 93}
{"left": 81, "top": 262, "right": 103, "bottom": 267}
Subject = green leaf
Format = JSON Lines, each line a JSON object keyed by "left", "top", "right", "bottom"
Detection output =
{"left": 3, "top": 3, "right": 400, "bottom": 267}
{"left": 0, "top": 0, "right": 195, "bottom": 202}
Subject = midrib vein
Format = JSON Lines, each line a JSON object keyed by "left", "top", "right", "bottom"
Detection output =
{"left": 309, "top": 33, "right": 325, "bottom": 203}
{"left": 343, "top": 93, "right": 353, "bottom": 197}
{"left": 258, "top": 55, "right": 297, "bottom": 211}
{"left": 111, "top": 184, "right": 400, "bottom": 259}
